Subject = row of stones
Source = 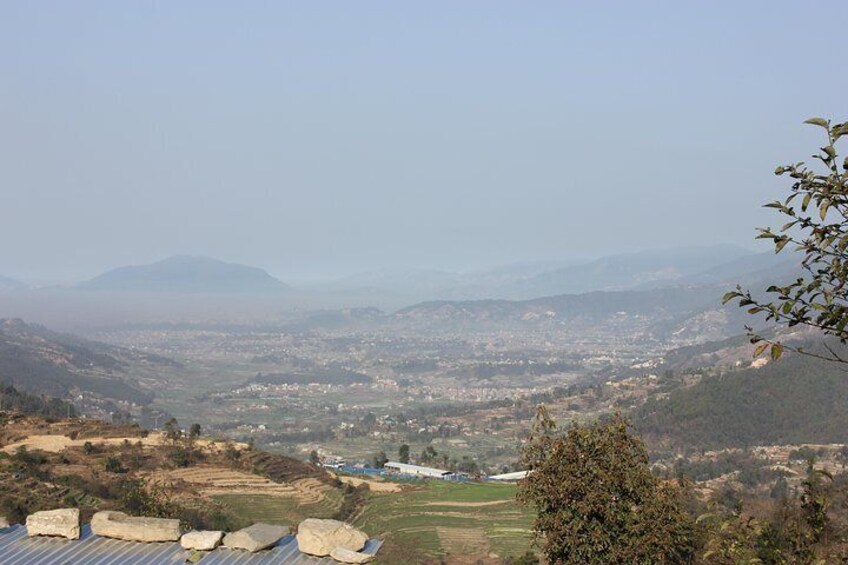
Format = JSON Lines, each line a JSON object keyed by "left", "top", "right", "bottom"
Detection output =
{"left": 13, "top": 509, "right": 374, "bottom": 564}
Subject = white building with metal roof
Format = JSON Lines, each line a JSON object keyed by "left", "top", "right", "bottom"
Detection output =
{"left": 383, "top": 461, "right": 453, "bottom": 479}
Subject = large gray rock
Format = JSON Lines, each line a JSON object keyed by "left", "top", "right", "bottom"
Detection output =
{"left": 26, "top": 508, "right": 80, "bottom": 540}
{"left": 181, "top": 530, "right": 223, "bottom": 551}
{"left": 330, "top": 547, "right": 375, "bottom": 564}
{"left": 223, "top": 523, "right": 289, "bottom": 552}
{"left": 0, "top": 516, "right": 10, "bottom": 528}
{"left": 91, "top": 510, "right": 181, "bottom": 542}
{"left": 296, "top": 519, "right": 368, "bottom": 557}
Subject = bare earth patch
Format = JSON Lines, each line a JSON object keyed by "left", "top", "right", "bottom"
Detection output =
{"left": 1, "top": 432, "right": 167, "bottom": 454}
{"left": 1, "top": 433, "right": 246, "bottom": 455}
{"left": 338, "top": 475, "right": 403, "bottom": 493}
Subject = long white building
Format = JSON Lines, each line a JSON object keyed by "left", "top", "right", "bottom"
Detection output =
{"left": 383, "top": 461, "right": 453, "bottom": 479}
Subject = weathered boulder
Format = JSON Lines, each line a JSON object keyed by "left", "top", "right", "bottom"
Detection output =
{"left": 26, "top": 508, "right": 80, "bottom": 540}
{"left": 0, "top": 516, "right": 10, "bottom": 528}
{"left": 181, "top": 530, "right": 223, "bottom": 551}
{"left": 223, "top": 523, "right": 289, "bottom": 552}
{"left": 330, "top": 547, "right": 375, "bottom": 564}
{"left": 296, "top": 519, "right": 368, "bottom": 557}
{"left": 91, "top": 511, "right": 181, "bottom": 542}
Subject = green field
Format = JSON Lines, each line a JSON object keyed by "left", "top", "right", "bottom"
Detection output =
{"left": 353, "top": 481, "right": 535, "bottom": 564}
{"left": 212, "top": 489, "right": 343, "bottom": 526}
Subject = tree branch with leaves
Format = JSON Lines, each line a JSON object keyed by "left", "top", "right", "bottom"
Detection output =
{"left": 723, "top": 117, "right": 848, "bottom": 363}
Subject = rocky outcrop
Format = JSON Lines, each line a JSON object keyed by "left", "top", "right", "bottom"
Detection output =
{"left": 330, "top": 547, "right": 375, "bottom": 563}
{"left": 222, "top": 523, "right": 289, "bottom": 552}
{"left": 296, "top": 519, "right": 368, "bottom": 557}
{"left": 181, "top": 530, "right": 223, "bottom": 551}
{"left": 91, "top": 511, "right": 180, "bottom": 542}
{"left": 26, "top": 508, "right": 80, "bottom": 540}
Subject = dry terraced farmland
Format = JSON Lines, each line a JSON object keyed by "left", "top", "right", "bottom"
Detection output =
{"left": 146, "top": 464, "right": 344, "bottom": 525}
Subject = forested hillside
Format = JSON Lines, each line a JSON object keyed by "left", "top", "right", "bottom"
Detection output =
{"left": 634, "top": 348, "right": 848, "bottom": 449}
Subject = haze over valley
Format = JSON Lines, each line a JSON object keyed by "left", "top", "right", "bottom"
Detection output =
{"left": 3, "top": 2, "right": 848, "bottom": 563}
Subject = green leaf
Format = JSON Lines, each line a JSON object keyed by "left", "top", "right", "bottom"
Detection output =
{"left": 823, "top": 145, "right": 836, "bottom": 160}
{"left": 753, "top": 343, "right": 769, "bottom": 357}
{"left": 804, "top": 117, "right": 829, "bottom": 128}
{"left": 820, "top": 200, "right": 830, "bottom": 220}
{"left": 770, "top": 343, "right": 784, "bottom": 360}
{"left": 802, "top": 192, "right": 812, "bottom": 211}
{"left": 721, "top": 291, "right": 739, "bottom": 304}
{"left": 775, "top": 238, "right": 790, "bottom": 253}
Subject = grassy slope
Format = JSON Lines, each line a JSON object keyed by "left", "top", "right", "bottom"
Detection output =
{"left": 212, "top": 489, "right": 344, "bottom": 526}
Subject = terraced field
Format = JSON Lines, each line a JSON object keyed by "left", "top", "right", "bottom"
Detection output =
{"left": 212, "top": 489, "right": 344, "bottom": 526}
{"left": 354, "top": 481, "right": 535, "bottom": 564}
{"left": 149, "top": 465, "right": 331, "bottom": 505}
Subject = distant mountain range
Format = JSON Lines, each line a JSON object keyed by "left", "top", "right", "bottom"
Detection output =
{"left": 517, "top": 244, "right": 753, "bottom": 296}
{"left": 394, "top": 286, "right": 722, "bottom": 325}
{"left": 77, "top": 256, "right": 290, "bottom": 294}
{"left": 312, "top": 245, "right": 791, "bottom": 302}
{"left": 0, "top": 245, "right": 801, "bottom": 329}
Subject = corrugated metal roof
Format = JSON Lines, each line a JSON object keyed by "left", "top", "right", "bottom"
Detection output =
{"left": 0, "top": 524, "right": 383, "bottom": 564}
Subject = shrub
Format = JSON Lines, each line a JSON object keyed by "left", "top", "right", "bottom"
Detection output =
{"left": 518, "top": 408, "right": 695, "bottom": 564}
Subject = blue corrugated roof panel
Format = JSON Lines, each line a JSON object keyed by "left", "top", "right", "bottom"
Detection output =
{"left": 0, "top": 525, "right": 383, "bottom": 564}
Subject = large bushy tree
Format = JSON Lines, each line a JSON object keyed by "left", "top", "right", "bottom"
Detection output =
{"left": 724, "top": 117, "right": 848, "bottom": 363}
{"left": 517, "top": 407, "right": 695, "bottom": 564}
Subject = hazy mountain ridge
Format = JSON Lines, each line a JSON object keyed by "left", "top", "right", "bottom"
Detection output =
{"left": 309, "top": 245, "right": 758, "bottom": 302}
{"left": 394, "top": 286, "right": 724, "bottom": 325}
{"left": 517, "top": 245, "right": 754, "bottom": 297}
{"left": 0, "top": 318, "right": 175, "bottom": 405}
{"left": 77, "top": 255, "right": 290, "bottom": 294}
{"left": 0, "top": 275, "right": 26, "bottom": 292}
{"left": 0, "top": 245, "right": 796, "bottom": 333}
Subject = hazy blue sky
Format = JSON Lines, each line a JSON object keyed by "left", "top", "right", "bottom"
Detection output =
{"left": 2, "top": 1, "right": 846, "bottom": 282}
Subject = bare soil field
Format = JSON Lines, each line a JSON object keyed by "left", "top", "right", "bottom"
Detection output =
{"left": 336, "top": 474, "right": 403, "bottom": 493}
{"left": 1, "top": 432, "right": 167, "bottom": 453}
